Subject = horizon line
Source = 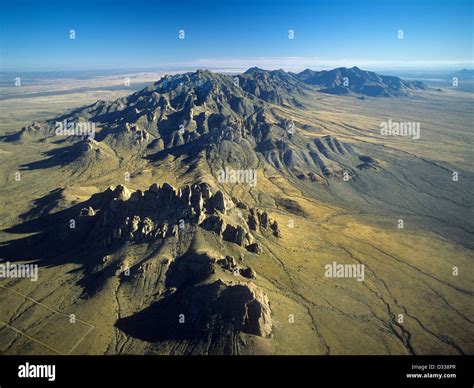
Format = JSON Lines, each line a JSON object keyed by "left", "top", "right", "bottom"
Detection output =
{"left": 2, "top": 57, "right": 473, "bottom": 74}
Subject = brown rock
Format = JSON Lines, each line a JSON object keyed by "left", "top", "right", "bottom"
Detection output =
{"left": 239, "top": 266, "right": 256, "bottom": 279}
{"left": 200, "top": 215, "right": 226, "bottom": 235}
{"left": 79, "top": 206, "right": 95, "bottom": 216}
{"left": 247, "top": 209, "right": 259, "bottom": 231}
{"left": 218, "top": 282, "right": 272, "bottom": 337}
{"left": 209, "top": 190, "right": 226, "bottom": 213}
{"left": 246, "top": 242, "right": 262, "bottom": 254}
{"left": 114, "top": 185, "right": 131, "bottom": 201}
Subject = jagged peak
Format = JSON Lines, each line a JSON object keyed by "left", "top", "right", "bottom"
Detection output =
{"left": 244, "top": 66, "right": 266, "bottom": 74}
{"left": 299, "top": 68, "right": 315, "bottom": 75}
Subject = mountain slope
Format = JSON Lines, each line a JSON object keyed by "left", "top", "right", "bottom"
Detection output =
{"left": 295, "top": 66, "right": 426, "bottom": 97}
{"left": 0, "top": 67, "right": 471, "bottom": 356}
{"left": 4, "top": 69, "right": 379, "bottom": 183}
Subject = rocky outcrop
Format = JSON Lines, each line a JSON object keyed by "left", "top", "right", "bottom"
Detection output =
{"left": 88, "top": 182, "right": 221, "bottom": 245}
{"left": 150, "top": 251, "right": 271, "bottom": 339}
{"left": 239, "top": 266, "right": 256, "bottom": 279}
{"left": 116, "top": 277, "right": 273, "bottom": 343}
{"left": 3, "top": 121, "right": 45, "bottom": 143}
{"left": 79, "top": 206, "right": 96, "bottom": 216}
{"left": 247, "top": 208, "right": 280, "bottom": 237}
{"left": 80, "top": 182, "right": 280, "bottom": 251}
{"left": 216, "top": 255, "right": 256, "bottom": 279}
{"left": 208, "top": 190, "right": 226, "bottom": 213}
{"left": 69, "top": 181, "right": 279, "bottom": 343}
{"left": 216, "top": 281, "right": 272, "bottom": 337}
{"left": 217, "top": 255, "right": 239, "bottom": 272}
{"left": 222, "top": 224, "right": 253, "bottom": 246}
{"left": 201, "top": 213, "right": 261, "bottom": 250}
{"left": 246, "top": 242, "right": 262, "bottom": 254}
{"left": 200, "top": 214, "right": 226, "bottom": 235}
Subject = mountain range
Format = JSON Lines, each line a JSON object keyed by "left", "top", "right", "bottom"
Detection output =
{"left": 0, "top": 66, "right": 471, "bottom": 356}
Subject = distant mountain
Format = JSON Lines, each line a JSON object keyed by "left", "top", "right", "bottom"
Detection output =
{"left": 237, "top": 67, "right": 308, "bottom": 105}
{"left": 3, "top": 66, "right": 423, "bottom": 188}
{"left": 5, "top": 68, "right": 377, "bottom": 182}
{"left": 240, "top": 66, "right": 425, "bottom": 98}
{"left": 451, "top": 68, "right": 474, "bottom": 80}
{"left": 294, "top": 66, "right": 426, "bottom": 97}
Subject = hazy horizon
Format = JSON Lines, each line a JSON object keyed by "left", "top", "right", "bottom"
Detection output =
{"left": 1, "top": 61, "right": 473, "bottom": 74}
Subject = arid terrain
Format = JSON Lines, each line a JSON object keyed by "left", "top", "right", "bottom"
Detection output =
{"left": 0, "top": 67, "right": 472, "bottom": 355}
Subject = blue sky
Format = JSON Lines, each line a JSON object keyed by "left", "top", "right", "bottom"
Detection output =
{"left": 0, "top": 0, "right": 472, "bottom": 71}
